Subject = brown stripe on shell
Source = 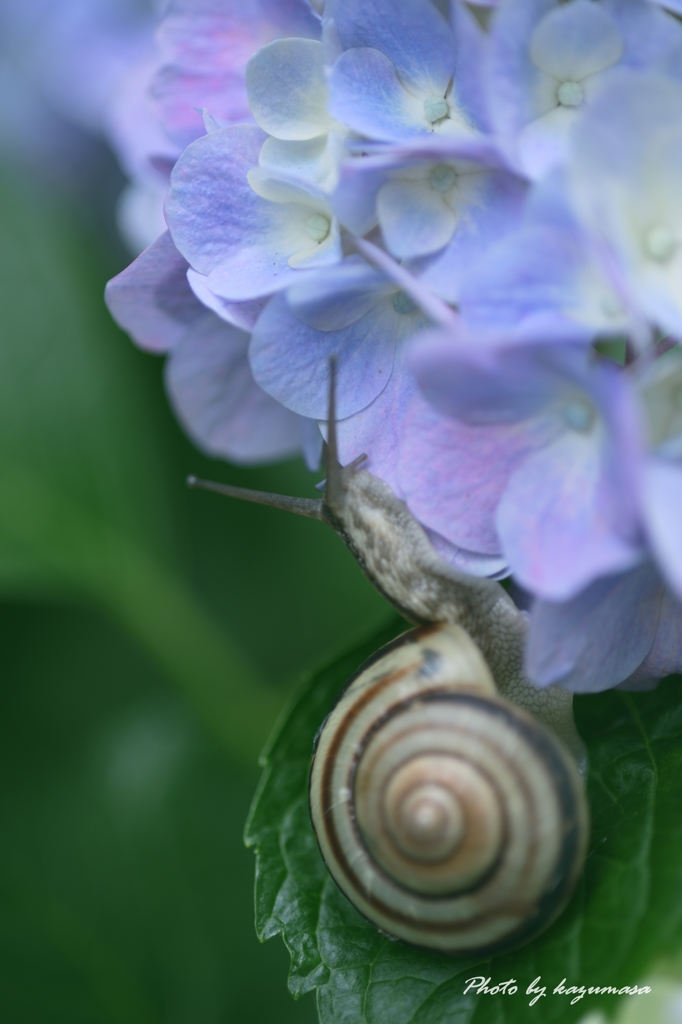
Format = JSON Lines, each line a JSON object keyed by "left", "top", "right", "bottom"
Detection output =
{"left": 311, "top": 626, "right": 436, "bottom": 755}
{"left": 310, "top": 690, "right": 586, "bottom": 954}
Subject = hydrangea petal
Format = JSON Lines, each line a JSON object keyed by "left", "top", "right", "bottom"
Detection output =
{"left": 259, "top": 135, "right": 339, "bottom": 194}
{"left": 417, "top": 171, "right": 528, "bottom": 303}
{"left": 166, "top": 312, "right": 305, "bottom": 463}
{"left": 450, "top": 0, "right": 492, "bottom": 132}
{"left": 399, "top": 391, "right": 539, "bottom": 554}
{"left": 603, "top": 0, "right": 682, "bottom": 68}
{"left": 249, "top": 291, "right": 402, "bottom": 419}
{"left": 246, "top": 38, "right": 329, "bottom": 140}
{"left": 621, "top": 584, "right": 682, "bottom": 686}
{"left": 458, "top": 220, "right": 624, "bottom": 337}
{"left": 326, "top": 0, "right": 456, "bottom": 96}
{"left": 332, "top": 133, "right": 508, "bottom": 240}
{"left": 527, "top": 562, "right": 660, "bottom": 693}
{"left": 486, "top": 0, "right": 557, "bottom": 138}
{"left": 410, "top": 329, "right": 580, "bottom": 424}
{"left": 187, "top": 269, "right": 267, "bottom": 331}
{"left": 516, "top": 103, "right": 579, "bottom": 180}
{"left": 378, "top": 178, "right": 459, "bottom": 258}
{"left": 105, "top": 231, "right": 201, "bottom": 353}
{"left": 497, "top": 425, "right": 642, "bottom": 600}
{"left": 166, "top": 123, "right": 267, "bottom": 274}
{"left": 328, "top": 47, "right": 427, "bottom": 141}
{"left": 569, "top": 73, "right": 682, "bottom": 338}
{"left": 166, "top": 125, "right": 341, "bottom": 300}
{"left": 151, "top": 65, "right": 254, "bottom": 148}
{"left": 330, "top": 351, "right": 419, "bottom": 496}
{"left": 642, "top": 459, "right": 682, "bottom": 600}
{"left": 286, "top": 259, "right": 392, "bottom": 330}
{"left": 152, "top": 0, "right": 321, "bottom": 145}
{"left": 529, "top": 1, "right": 623, "bottom": 81}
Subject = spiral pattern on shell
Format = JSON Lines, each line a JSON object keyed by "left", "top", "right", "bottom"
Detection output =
{"left": 309, "top": 625, "right": 588, "bottom": 955}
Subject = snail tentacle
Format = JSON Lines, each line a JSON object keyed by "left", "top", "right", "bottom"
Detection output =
{"left": 187, "top": 361, "right": 586, "bottom": 772}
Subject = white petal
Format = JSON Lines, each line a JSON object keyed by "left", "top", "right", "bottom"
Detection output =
{"left": 246, "top": 38, "right": 330, "bottom": 140}
{"left": 530, "top": 0, "right": 623, "bottom": 81}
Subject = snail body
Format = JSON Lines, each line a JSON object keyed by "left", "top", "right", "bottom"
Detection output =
{"left": 310, "top": 624, "right": 588, "bottom": 954}
{"left": 190, "top": 362, "right": 590, "bottom": 954}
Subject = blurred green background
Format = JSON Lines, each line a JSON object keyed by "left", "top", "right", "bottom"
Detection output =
{"left": 0, "top": 140, "right": 392, "bottom": 1022}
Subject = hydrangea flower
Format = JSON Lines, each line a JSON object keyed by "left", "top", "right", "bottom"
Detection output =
{"left": 106, "top": 0, "right": 682, "bottom": 693}
{"left": 105, "top": 231, "right": 318, "bottom": 464}
{"left": 108, "top": 0, "right": 322, "bottom": 251}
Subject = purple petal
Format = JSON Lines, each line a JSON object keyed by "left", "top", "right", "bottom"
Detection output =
{"left": 326, "top": 0, "right": 455, "bottom": 96}
{"left": 151, "top": 65, "right": 254, "bottom": 149}
{"left": 621, "top": 584, "right": 682, "bottom": 686}
{"left": 153, "top": 0, "right": 320, "bottom": 146}
{"left": 166, "top": 124, "right": 267, "bottom": 274}
{"left": 425, "top": 528, "right": 509, "bottom": 579}
{"left": 450, "top": 0, "right": 492, "bottom": 132}
{"left": 166, "top": 125, "right": 341, "bottom": 299}
{"left": 410, "top": 329, "right": 588, "bottom": 424}
{"left": 459, "top": 224, "right": 585, "bottom": 329}
{"left": 378, "top": 177, "right": 459, "bottom": 258}
{"left": 486, "top": 0, "right": 555, "bottom": 139}
{"left": 603, "top": 0, "right": 682, "bottom": 67}
{"left": 332, "top": 134, "right": 511, "bottom": 238}
{"left": 527, "top": 562, "right": 662, "bottom": 693}
{"left": 326, "top": 351, "right": 420, "bottom": 496}
{"left": 285, "top": 258, "right": 391, "bottom": 330}
{"left": 399, "top": 390, "right": 541, "bottom": 554}
{"left": 332, "top": 159, "right": 387, "bottom": 236}
{"left": 529, "top": 1, "right": 623, "bottom": 81}
{"left": 105, "top": 231, "right": 202, "bottom": 352}
{"left": 187, "top": 269, "right": 268, "bottom": 331}
{"left": 497, "top": 424, "right": 642, "bottom": 600}
{"left": 417, "top": 171, "right": 528, "bottom": 303}
{"left": 165, "top": 311, "right": 306, "bottom": 463}
{"left": 643, "top": 458, "right": 682, "bottom": 601}
{"left": 328, "top": 47, "right": 426, "bottom": 142}
{"left": 249, "top": 290, "right": 416, "bottom": 419}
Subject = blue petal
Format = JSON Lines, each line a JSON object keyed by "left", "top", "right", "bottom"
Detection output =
{"left": 286, "top": 258, "right": 391, "bottom": 330}
{"left": 249, "top": 290, "right": 405, "bottom": 418}
{"left": 327, "top": 348, "right": 419, "bottom": 495}
{"left": 326, "top": 0, "right": 456, "bottom": 95}
{"left": 165, "top": 312, "right": 306, "bottom": 464}
{"left": 410, "top": 329, "right": 591, "bottom": 424}
{"left": 643, "top": 458, "right": 682, "bottom": 601}
{"left": 621, "top": 583, "right": 682, "bottom": 686}
{"left": 527, "top": 562, "right": 662, "bottom": 692}
{"left": 417, "top": 170, "right": 528, "bottom": 303}
{"left": 329, "top": 47, "right": 426, "bottom": 141}
{"left": 105, "top": 231, "right": 202, "bottom": 353}
{"left": 497, "top": 421, "right": 642, "bottom": 600}
{"left": 187, "top": 270, "right": 268, "bottom": 331}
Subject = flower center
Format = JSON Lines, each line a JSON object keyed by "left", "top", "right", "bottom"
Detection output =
{"left": 563, "top": 398, "right": 595, "bottom": 432}
{"left": 643, "top": 225, "right": 676, "bottom": 263}
{"left": 429, "top": 164, "right": 457, "bottom": 192}
{"left": 305, "top": 214, "right": 330, "bottom": 242}
{"left": 557, "top": 81, "right": 584, "bottom": 107}
{"left": 600, "top": 294, "right": 622, "bottom": 319}
{"left": 423, "top": 96, "right": 449, "bottom": 123}
{"left": 392, "top": 290, "right": 418, "bottom": 315}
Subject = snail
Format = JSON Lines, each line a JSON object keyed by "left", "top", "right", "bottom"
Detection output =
{"left": 188, "top": 362, "right": 589, "bottom": 954}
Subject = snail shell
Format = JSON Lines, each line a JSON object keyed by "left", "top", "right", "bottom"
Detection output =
{"left": 310, "top": 624, "right": 588, "bottom": 955}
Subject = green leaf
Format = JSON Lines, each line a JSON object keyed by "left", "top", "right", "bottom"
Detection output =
{"left": 245, "top": 619, "right": 682, "bottom": 1023}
